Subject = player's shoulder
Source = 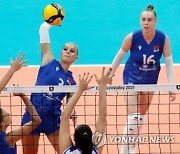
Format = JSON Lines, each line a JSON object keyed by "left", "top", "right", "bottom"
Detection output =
{"left": 155, "top": 29, "right": 165, "bottom": 35}
{"left": 63, "top": 146, "right": 81, "bottom": 154}
{"left": 132, "top": 30, "right": 142, "bottom": 35}
{"left": 0, "top": 131, "right": 8, "bottom": 145}
{"left": 155, "top": 29, "right": 166, "bottom": 37}
{"left": 0, "top": 131, "right": 6, "bottom": 139}
{"left": 130, "top": 30, "right": 143, "bottom": 42}
{"left": 155, "top": 29, "right": 166, "bottom": 44}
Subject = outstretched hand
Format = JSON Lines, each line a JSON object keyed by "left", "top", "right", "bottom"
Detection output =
{"left": 12, "top": 85, "right": 25, "bottom": 97}
{"left": 78, "top": 73, "right": 93, "bottom": 92}
{"left": 10, "top": 52, "right": 28, "bottom": 72}
{"left": 94, "top": 67, "right": 112, "bottom": 86}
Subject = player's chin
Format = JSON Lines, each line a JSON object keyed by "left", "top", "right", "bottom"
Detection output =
{"left": 62, "top": 58, "right": 74, "bottom": 65}
{"left": 143, "top": 27, "right": 149, "bottom": 31}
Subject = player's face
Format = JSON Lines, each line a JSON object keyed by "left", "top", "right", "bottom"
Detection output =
{"left": 140, "top": 11, "right": 156, "bottom": 33}
{"left": 1, "top": 109, "right": 12, "bottom": 126}
{"left": 60, "top": 43, "right": 78, "bottom": 65}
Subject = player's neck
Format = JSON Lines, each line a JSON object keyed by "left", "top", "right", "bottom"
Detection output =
{"left": 143, "top": 30, "right": 155, "bottom": 43}
{"left": 60, "top": 61, "right": 70, "bottom": 72}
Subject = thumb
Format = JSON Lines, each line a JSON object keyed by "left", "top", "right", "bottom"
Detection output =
{"left": 10, "top": 57, "right": 13, "bottom": 65}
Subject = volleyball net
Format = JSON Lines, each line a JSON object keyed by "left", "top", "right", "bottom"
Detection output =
{"left": 1, "top": 84, "right": 180, "bottom": 154}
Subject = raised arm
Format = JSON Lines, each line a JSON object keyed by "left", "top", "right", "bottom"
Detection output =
{"left": 67, "top": 92, "right": 77, "bottom": 126}
{"left": 0, "top": 53, "right": 27, "bottom": 92}
{"left": 6, "top": 93, "right": 41, "bottom": 145}
{"left": 39, "top": 22, "right": 54, "bottom": 66}
{"left": 59, "top": 73, "right": 93, "bottom": 153}
{"left": 93, "top": 67, "right": 112, "bottom": 153}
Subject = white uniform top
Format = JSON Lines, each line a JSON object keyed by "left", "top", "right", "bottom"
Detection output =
{"left": 64, "top": 146, "right": 98, "bottom": 154}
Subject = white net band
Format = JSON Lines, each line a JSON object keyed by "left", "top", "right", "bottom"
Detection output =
{"left": 1, "top": 84, "right": 180, "bottom": 93}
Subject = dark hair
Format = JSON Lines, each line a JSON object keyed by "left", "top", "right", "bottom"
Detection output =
{"left": 74, "top": 124, "right": 93, "bottom": 154}
{"left": 145, "top": 4, "right": 157, "bottom": 18}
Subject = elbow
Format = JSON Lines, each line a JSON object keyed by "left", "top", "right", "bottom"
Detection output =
{"left": 33, "top": 116, "right": 42, "bottom": 125}
{"left": 37, "top": 117, "right": 42, "bottom": 125}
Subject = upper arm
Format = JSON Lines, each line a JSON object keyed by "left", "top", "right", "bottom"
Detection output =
{"left": 40, "top": 43, "right": 54, "bottom": 66}
{"left": 121, "top": 33, "right": 132, "bottom": 52}
{"left": 6, "top": 121, "right": 38, "bottom": 145}
{"left": 59, "top": 115, "right": 73, "bottom": 153}
{"left": 163, "top": 36, "right": 172, "bottom": 57}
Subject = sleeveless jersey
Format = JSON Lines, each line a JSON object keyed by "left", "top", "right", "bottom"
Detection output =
{"left": 64, "top": 146, "right": 98, "bottom": 154}
{"left": 30, "top": 59, "right": 76, "bottom": 116}
{"left": 123, "top": 30, "right": 165, "bottom": 84}
{"left": 0, "top": 132, "right": 17, "bottom": 154}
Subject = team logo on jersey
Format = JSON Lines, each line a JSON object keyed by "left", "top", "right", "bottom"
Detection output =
{"left": 67, "top": 77, "right": 73, "bottom": 85}
{"left": 138, "top": 45, "right": 142, "bottom": 50}
{"left": 58, "top": 78, "right": 64, "bottom": 86}
{"left": 56, "top": 66, "right": 59, "bottom": 71}
{"left": 154, "top": 45, "right": 160, "bottom": 52}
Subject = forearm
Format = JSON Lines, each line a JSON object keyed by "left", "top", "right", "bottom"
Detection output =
{"left": 21, "top": 95, "right": 41, "bottom": 124}
{"left": 62, "top": 90, "right": 83, "bottom": 119}
{"left": 0, "top": 68, "right": 15, "bottom": 92}
{"left": 165, "top": 55, "right": 174, "bottom": 84}
{"left": 110, "top": 48, "right": 126, "bottom": 77}
{"left": 39, "top": 22, "right": 54, "bottom": 65}
{"left": 39, "top": 22, "right": 52, "bottom": 44}
{"left": 98, "top": 85, "right": 107, "bottom": 119}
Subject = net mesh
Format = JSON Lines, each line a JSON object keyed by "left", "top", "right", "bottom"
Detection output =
{"left": 0, "top": 85, "right": 180, "bottom": 154}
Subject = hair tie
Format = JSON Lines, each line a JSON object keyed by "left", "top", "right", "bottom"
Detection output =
{"left": 83, "top": 132, "right": 88, "bottom": 136}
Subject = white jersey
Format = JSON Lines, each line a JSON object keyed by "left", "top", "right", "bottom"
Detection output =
{"left": 64, "top": 146, "right": 98, "bottom": 154}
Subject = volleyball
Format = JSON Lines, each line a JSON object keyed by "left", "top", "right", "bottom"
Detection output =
{"left": 43, "top": 3, "right": 65, "bottom": 25}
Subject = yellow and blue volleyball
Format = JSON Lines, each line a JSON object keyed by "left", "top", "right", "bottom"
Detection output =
{"left": 43, "top": 3, "right": 65, "bottom": 25}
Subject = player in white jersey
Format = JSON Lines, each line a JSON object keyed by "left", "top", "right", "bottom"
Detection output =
{"left": 59, "top": 68, "right": 112, "bottom": 154}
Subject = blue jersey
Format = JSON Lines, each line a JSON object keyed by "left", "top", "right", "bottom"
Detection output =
{"left": 30, "top": 59, "right": 76, "bottom": 116}
{"left": 123, "top": 30, "right": 165, "bottom": 84}
{"left": 64, "top": 146, "right": 98, "bottom": 154}
{"left": 21, "top": 59, "right": 76, "bottom": 135}
{"left": 0, "top": 132, "right": 17, "bottom": 154}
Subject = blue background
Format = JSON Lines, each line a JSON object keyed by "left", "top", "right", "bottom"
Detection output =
{"left": 0, "top": 0, "right": 179, "bottom": 65}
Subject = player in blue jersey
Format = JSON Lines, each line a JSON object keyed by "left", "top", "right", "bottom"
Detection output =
{"left": 110, "top": 5, "right": 176, "bottom": 154}
{"left": 59, "top": 68, "right": 112, "bottom": 154}
{"left": 21, "top": 21, "right": 78, "bottom": 154}
{"left": 0, "top": 92, "right": 41, "bottom": 154}
{"left": 0, "top": 53, "right": 40, "bottom": 154}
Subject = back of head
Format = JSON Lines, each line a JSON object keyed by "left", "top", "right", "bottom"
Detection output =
{"left": 74, "top": 124, "right": 93, "bottom": 154}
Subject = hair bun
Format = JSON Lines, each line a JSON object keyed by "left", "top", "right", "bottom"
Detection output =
{"left": 147, "top": 4, "right": 154, "bottom": 10}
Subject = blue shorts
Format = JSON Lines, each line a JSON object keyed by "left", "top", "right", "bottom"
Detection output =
{"left": 21, "top": 111, "right": 60, "bottom": 135}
